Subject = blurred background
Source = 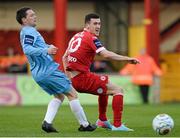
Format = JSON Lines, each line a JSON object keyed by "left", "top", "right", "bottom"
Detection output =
{"left": 0, "top": 0, "right": 179, "bottom": 105}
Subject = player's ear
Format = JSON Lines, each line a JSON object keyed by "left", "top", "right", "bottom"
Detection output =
{"left": 85, "top": 23, "right": 90, "bottom": 29}
{"left": 22, "top": 17, "right": 26, "bottom": 24}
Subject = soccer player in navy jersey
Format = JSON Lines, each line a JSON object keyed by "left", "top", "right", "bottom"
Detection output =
{"left": 16, "top": 7, "right": 96, "bottom": 133}
{"left": 63, "top": 13, "right": 140, "bottom": 131}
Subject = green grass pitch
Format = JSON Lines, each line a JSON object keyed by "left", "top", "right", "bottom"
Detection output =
{"left": 0, "top": 103, "right": 180, "bottom": 137}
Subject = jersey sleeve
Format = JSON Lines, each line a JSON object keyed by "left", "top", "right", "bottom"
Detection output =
{"left": 92, "top": 36, "right": 106, "bottom": 53}
{"left": 22, "top": 28, "right": 48, "bottom": 56}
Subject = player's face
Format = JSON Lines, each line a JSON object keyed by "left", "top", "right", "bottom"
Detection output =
{"left": 87, "top": 18, "right": 101, "bottom": 36}
{"left": 22, "top": 9, "right": 37, "bottom": 27}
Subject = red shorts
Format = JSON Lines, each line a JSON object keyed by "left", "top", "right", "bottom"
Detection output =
{"left": 71, "top": 72, "right": 109, "bottom": 95}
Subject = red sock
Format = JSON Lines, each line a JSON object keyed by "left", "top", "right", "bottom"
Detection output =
{"left": 112, "top": 94, "right": 123, "bottom": 127}
{"left": 98, "top": 95, "right": 108, "bottom": 121}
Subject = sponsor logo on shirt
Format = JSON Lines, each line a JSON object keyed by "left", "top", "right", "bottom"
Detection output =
{"left": 24, "top": 35, "right": 34, "bottom": 45}
{"left": 68, "top": 55, "right": 77, "bottom": 62}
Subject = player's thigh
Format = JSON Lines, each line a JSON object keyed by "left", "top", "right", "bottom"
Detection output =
{"left": 106, "top": 80, "right": 124, "bottom": 95}
{"left": 72, "top": 72, "right": 108, "bottom": 95}
{"left": 54, "top": 93, "right": 65, "bottom": 101}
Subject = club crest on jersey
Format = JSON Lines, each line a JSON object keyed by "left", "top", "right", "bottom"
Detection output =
{"left": 97, "top": 88, "right": 103, "bottom": 94}
{"left": 100, "top": 76, "right": 106, "bottom": 81}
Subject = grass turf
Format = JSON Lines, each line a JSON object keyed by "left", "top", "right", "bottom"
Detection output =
{"left": 0, "top": 103, "right": 180, "bottom": 137}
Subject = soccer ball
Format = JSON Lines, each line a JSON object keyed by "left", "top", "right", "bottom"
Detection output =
{"left": 152, "top": 114, "right": 174, "bottom": 135}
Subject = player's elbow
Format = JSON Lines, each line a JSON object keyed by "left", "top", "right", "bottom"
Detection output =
{"left": 23, "top": 50, "right": 30, "bottom": 55}
{"left": 62, "top": 54, "right": 67, "bottom": 61}
{"left": 23, "top": 47, "right": 32, "bottom": 55}
{"left": 62, "top": 56, "right": 65, "bottom": 61}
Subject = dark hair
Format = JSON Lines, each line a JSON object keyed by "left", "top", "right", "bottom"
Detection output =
{"left": 16, "top": 7, "right": 31, "bottom": 24}
{"left": 85, "top": 13, "right": 100, "bottom": 24}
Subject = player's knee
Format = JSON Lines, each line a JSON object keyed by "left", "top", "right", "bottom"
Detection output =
{"left": 112, "top": 87, "right": 124, "bottom": 96}
{"left": 55, "top": 94, "right": 65, "bottom": 102}
{"left": 70, "top": 92, "right": 78, "bottom": 99}
{"left": 65, "top": 89, "right": 78, "bottom": 101}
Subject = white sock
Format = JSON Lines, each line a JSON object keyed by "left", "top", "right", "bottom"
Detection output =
{"left": 69, "top": 99, "right": 89, "bottom": 127}
{"left": 44, "top": 98, "right": 62, "bottom": 124}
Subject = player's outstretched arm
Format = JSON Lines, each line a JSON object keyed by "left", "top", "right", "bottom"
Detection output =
{"left": 99, "top": 49, "right": 140, "bottom": 64}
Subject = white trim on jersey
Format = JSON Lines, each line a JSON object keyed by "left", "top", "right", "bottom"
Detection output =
{"left": 96, "top": 47, "right": 106, "bottom": 53}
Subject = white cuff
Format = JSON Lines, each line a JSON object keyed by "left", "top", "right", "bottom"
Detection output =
{"left": 96, "top": 47, "right": 106, "bottom": 53}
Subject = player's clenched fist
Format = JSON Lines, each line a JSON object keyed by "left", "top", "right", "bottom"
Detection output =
{"left": 128, "top": 58, "right": 140, "bottom": 64}
{"left": 48, "top": 45, "right": 58, "bottom": 55}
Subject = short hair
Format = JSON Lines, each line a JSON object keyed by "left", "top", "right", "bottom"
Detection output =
{"left": 16, "top": 7, "right": 31, "bottom": 24}
{"left": 85, "top": 13, "right": 100, "bottom": 24}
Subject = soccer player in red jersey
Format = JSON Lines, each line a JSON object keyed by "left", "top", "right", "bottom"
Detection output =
{"left": 63, "top": 13, "right": 140, "bottom": 131}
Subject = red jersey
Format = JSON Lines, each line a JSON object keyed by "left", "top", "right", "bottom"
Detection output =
{"left": 66, "top": 29, "right": 105, "bottom": 72}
